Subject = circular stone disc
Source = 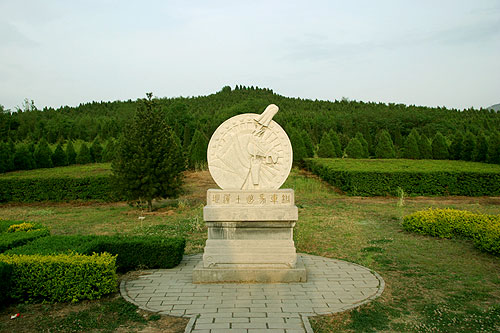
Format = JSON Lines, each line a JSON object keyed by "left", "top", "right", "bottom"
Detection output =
{"left": 207, "top": 113, "right": 292, "bottom": 190}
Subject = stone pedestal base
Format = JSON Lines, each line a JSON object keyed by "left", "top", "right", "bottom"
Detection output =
{"left": 192, "top": 256, "right": 306, "bottom": 283}
{"left": 193, "top": 189, "right": 306, "bottom": 283}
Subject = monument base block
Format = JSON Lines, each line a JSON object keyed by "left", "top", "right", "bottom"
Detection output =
{"left": 192, "top": 256, "right": 307, "bottom": 283}
{"left": 194, "top": 189, "right": 305, "bottom": 283}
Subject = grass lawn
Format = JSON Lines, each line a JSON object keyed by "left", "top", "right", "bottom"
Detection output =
{"left": 1, "top": 168, "right": 499, "bottom": 332}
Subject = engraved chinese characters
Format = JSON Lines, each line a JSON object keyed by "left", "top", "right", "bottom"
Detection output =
{"left": 207, "top": 104, "right": 293, "bottom": 190}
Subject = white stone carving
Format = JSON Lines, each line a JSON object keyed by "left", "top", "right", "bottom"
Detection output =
{"left": 207, "top": 104, "right": 292, "bottom": 190}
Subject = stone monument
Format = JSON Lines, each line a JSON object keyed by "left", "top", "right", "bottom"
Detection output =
{"left": 192, "top": 104, "right": 306, "bottom": 283}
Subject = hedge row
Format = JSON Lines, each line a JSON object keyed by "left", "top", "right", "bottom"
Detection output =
{"left": 0, "top": 176, "right": 123, "bottom": 202}
{"left": 403, "top": 208, "right": 500, "bottom": 255}
{"left": 0, "top": 261, "right": 13, "bottom": 308}
{"left": 0, "top": 220, "right": 50, "bottom": 253}
{"left": 7, "top": 235, "right": 186, "bottom": 272}
{"left": 305, "top": 158, "right": 500, "bottom": 196}
{"left": 0, "top": 252, "right": 117, "bottom": 303}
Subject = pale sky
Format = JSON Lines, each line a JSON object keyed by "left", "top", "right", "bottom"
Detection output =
{"left": 1, "top": 0, "right": 499, "bottom": 111}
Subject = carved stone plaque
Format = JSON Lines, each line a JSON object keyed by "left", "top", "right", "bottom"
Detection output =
{"left": 207, "top": 104, "right": 293, "bottom": 190}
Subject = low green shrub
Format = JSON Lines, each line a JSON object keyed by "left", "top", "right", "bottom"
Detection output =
{"left": 92, "top": 236, "right": 186, "bottom": 272}
{"left": 8, "top": 235, "right": 186, "bottom": 272}
{"left": 0, "top": 252, "right": 117, "bottom": 303}
{"left": 0, "top": 221, "right": 50, "bottom": 253}
{"left": 0, "top": 261, "right": 13, "bottom": 307}
{"left": 6, "top": 235, "right": 97, "bottom": 255}
{"left": 403, "top": 208, "right": 500, "bottom": 255}
{"left": 0, "top": 176, "right": 122, "bottom": 202}
{"left": 305, "top": 158, "right": 500, "bottom": 196}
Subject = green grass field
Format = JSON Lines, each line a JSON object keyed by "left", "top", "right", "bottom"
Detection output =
{"left": 1, "top": 167, "right": 499, "bottom": 332}
{"left": 0, "top": 163, "right": 112, "bottom": 179}
{"left": 307, "top": 158, "right": 500, "bottom": 173}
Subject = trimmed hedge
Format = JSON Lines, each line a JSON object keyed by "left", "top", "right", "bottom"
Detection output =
{"left": 0, "top": 252, "right": 117, "bottom": 303}
{"left": 8, "top": 235, "right": 186, "bottom": 272}
{"left": 305, "top": 158, "right": 500, "bottom": 196}
{"left": 0, "top": 261, "right": 13, "bottom": 307}
{"left": 0, "top": 176, "right": 122, "bottom": 202}
{"left": 0, "top": 220, "right": 50, "bottom": 253}
{"left": 403, "top": 208, "right": 500, "bottom": 255}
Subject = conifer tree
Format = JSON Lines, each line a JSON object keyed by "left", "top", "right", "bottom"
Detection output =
{"left": 51, "top": 142, "right": 67, "bottom": 167}
{"left": 474, "top": 132, "right": 488, "bottom": 162}
{"left": 34, "top": 138, "right": 53, "bottom": 168}
{"left": 66, "top": 141, "right": 77, "bottom": 165}
{"left": 13, "top": 144, "right": 35, "bottom": 170}
{"left": 76, "top": 143, "right": 92, "bottom": 164}
{"left": 487, "top": 133, "right": 500, "bottom": 164}
{"left": 90, "top": 138, "right": 103, "bottom": 163}
{"left": 0, "top": 142, "right": 14, "bottom": 173}
{"left": 301, "top": 130, "right": 315, "bottom": 158}
{"left": 432, "top": 132, "right": 449, "bottom": 160}
{"left": 449, "top": 132, "right": 463, "bottom": 160}
{"left": 102, "top": 140, "right": 116, "bottom": 162}
{"left": 330, "top": 131, "right": 342, "bottom": 157}
{"left": 419, "top": 135, "right": 433, "bottom": 159}
{"left": 402, "top": 129, "right": 420, "bottom": 159}
{"left": 355, "top": 132, "right": 369, "bottom": 158}
{"left": 375, "top": 130, "right": 396, "bottom": 158}
{"left": 345, "top": 137, "right": 364, "bottom": 158}
{"left": 460, "top": 131, "right": 476, "bottom": 161}
{"left": 188, "top": 129, "right": 208, "bottom": 170}
{"left": 112, "top": 93, "right": 185, "bottom": 211}
{"left": 317, "top": 132, "right": 336, "bottom": 158}
{"left": 289, "top": 128, "right": 307, "bottom": 165}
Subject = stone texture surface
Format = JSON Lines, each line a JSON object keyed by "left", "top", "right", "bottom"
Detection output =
{"left": 207, "top": 105, "right": 292, "bottom": 191}
{"left": 121, "top": 253, "right": 385, "bottom": 333}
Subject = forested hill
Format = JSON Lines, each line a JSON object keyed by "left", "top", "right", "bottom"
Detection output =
{"left": 1, "top": 85, "right": 499, "bottom": 150}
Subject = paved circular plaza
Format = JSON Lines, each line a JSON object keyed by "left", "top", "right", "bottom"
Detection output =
{"left": 121, "top": 253, "right": 384, "bottom": 332}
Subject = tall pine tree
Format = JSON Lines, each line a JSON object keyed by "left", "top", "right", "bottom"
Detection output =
{"left": 51, "top": 142, "right": 67, "bottom": 167}
{"left": 375, "top": 130, "right": 396, "bottom": 158}
{"left": 432, "top": 132, "right": 449, "bottom": 160}
{"left": 461, "top": 131, "right": 476, "bottom": 161}
{"left": 317, "top": 132, "right": 336, "bottom": 158}
{"left": 474, "top": 132, "right": 488, "bottom": 162}
{"left": 449, "top": 132, "right": 463, "bottom": 160}
{"left": 76, "top": 143, "right": 92, "bottom": 164}
{"left": 188, "top": 129, "right": 208, "bottom": 170}
{"left": 345, "top": 137, "right": 364, "bottom": 158}
{"left": 66, "top": 141, "right": 77, "bottom": 165}
{"left": 402, "top": 129, "right": 420, "bottom": 159}
{"left": 112, "top": 93, "right": 185, "bottom": 211}
{"left": 34, "top": 138, "right": 53, "bottom": 168}
{"left": 419, "top": 135, "right": 432, "bottom": 159}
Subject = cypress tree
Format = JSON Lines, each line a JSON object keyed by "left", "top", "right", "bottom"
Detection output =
{"left": 76, "top": 143, "right": 92, "bottom": 164}
{"left": 66, "top": 141, "right": 77, "bottom": 165}
{"left": 432, "top": 132, "right": 449, "bottom": 160}
{"left": 13, "top": 144, "right": 35, "bottom": 170}
{"left": 90, "top": 138, "right": 103, "bottom": 163}
{"left": 188, "top": 129, "right": 208, "bottom": 170}
{"left": 345, "top": 137, "right": 364, "bottom": 158}
{"left": 102, "top": 140, "right": 117, "bottom": 162}
{"left": 317, "top": 132, "right": 336, "bottom": 158}
{"left": 51, "top": 142, "right": 67, "bottom": 167}
{"left": 461, "top": 131, "right": 476, "bottom": 161}
{"left": 0, "top": 141, "right": 14, "bottom": 173}
{"left": 375, "top": 130, "right": 396, "bottom": 158}
{"left": 487, "top": 133, "right": 500, "bottom": 164}
{"left": 402, "top": 129, "right": 420, "bottom": 159}
{"left": 419, "top": 135, "right": 433, "bottom": 159}
{"left": 289, "top": 128, "right": 307, "bottom": 165}
{"left": 449, "top": 132, "right": 463, "bottom": 160}
{"left": 474, "top": 132, "right": 488, "bottom": 162}
{"left": 34, "top": 139, "right": 53, "bottom": 168}
{"left": 329, "top": 131, "right": 342, "bottom": 157}
{"left": 355, "top": 132, "right": 369, "bottom": 158}
{"left": 112, "top": 93, "right": 185, "bottom": 211}
{"left": 301, "top": 130, "right": 315, "bottom": 158}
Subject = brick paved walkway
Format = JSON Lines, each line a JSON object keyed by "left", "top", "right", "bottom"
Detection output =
{"left": 121, "top": 254, "right": 384, "bottom": 332}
